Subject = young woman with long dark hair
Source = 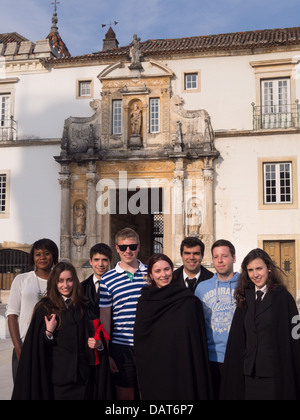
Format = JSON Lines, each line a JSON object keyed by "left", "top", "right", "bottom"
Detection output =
{"left": 12, "top": 261, "right": 106, "bottom": 400}
{"left": 221, "top": 248, "right": 300, "bottom": 400}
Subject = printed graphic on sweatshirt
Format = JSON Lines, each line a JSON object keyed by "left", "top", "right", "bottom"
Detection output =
{"left": 202, "top": 287, "right": 236, "bottom": 334}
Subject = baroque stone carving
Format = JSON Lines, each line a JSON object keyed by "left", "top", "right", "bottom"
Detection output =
{"left": 129, "top": 34, "right": 143, "bottom": 70}
{"left": 61, "top": 99, "right": 101, "bottom": 156}
{"left": 171, "top": 95, "right": 215, "bottom": 152}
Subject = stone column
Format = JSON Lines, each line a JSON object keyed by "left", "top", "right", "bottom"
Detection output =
{"left": 202, "top": 157, "right": 215, "bottom": 264}
{"left": 172, "top": 158, "right": 185, "bottom": 267}
{"left": 86, "top": 161, "right": 98, "bottom": 253}
{"left": 59, "top": 163, "right": 71, "bottom": 260}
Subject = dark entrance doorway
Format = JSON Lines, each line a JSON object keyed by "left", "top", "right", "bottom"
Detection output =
{"left": 110, "top": 188, "right": 163, "bottom": 265}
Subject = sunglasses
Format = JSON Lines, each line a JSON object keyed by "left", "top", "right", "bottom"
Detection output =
{"left": 117, "top": 244, "right": 139, "bottom": 252}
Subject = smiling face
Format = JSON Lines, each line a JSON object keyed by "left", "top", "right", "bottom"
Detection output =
{"left": 89, "top": 253, "right": 111, "bottom": 280}
{"left": 116, "top": 237, "right": 140, "bottom": 266}
{"left": 33, "top": 248, "right": 54, "bottom": 273}
{"left": 57, "top": 270, "right": 74, "bottom": 298}
{"left": 212, "top": 246, "right": 236, "bottom": 281}
{"left": 246, "top": 258, "right": 269, "bottom": 290}
{"left": 181, "top": 245, "right": 203, "bottom": 277}
{"left": 150, "top": 260, "right": 173, "bottom": 288}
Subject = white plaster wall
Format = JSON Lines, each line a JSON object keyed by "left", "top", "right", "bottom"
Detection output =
{"left": 0, "top": 144, "right": 61, "bottom": 248}
{"left": 214, "top": 134, "right": 300, "bottom": 270}
{"left": 14, "top": 65, "right": 107, "bottom": 140}
{"left": 168, "top": 49, "right": 300, "bottom": 132}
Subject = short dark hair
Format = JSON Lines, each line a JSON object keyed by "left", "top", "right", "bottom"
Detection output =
{"left": 180, "top": 237, "right": 205, "bottom": 256}
{"left": 211, "top": 239, "right": 235, "bottom": 258}
{"left": 89, "top": 243, "right": 112, "bottom": 261}
{"left": 29, "top": 238, "right": 59, "bottom": 269}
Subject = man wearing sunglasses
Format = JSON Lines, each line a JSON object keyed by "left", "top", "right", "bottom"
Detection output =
{"left": 99, "top": 228, "right": 147, "bottom": 400}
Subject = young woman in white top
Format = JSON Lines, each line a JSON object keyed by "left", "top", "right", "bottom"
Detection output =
{"left": 6, "top": 238, "right": 59, "bottom": 380}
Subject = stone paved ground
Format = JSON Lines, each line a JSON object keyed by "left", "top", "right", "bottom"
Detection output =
{"left": 0, "top": 304, "right": 13, "bottom": 400}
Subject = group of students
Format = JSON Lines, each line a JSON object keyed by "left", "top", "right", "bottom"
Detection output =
{"left": 6, "top": 229, "right": 300, "bottom": 400}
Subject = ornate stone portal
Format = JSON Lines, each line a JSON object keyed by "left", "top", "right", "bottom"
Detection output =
{"left": 55, "top": 36, "right": 219, "bottom": 273}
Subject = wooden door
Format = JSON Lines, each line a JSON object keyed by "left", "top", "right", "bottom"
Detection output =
{"left": 264, "top": 241, "right": 296, "bottom": 298}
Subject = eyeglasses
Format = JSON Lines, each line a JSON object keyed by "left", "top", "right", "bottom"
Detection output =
{"left": 117, "top": 244, "right": 139, "bottom": 252}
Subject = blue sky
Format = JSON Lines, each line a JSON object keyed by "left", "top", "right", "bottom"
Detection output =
{"left": 1, "top": 0, "right": 300, "bottom": 56}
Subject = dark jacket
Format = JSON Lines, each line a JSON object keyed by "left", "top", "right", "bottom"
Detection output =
{"left": 81, "top": 274, "right": 100, "bottom": 319}
{"left": 12, "top": 302, "right": 93, "bottom": 400}
{"left": 220, "top": 286, "right": 300, "bottom": 400}
{"left": 173, "top": 265, "right": 214, "bottom": 293}
{"left": 134, "top": 280, "right": 213, "bottom": 400}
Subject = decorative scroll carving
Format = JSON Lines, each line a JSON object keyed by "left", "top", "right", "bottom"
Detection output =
{"left": 171, "top": 95, "right": 215, "bottom": 152}
{"left": 61, "top": 99, "right": 101, "bottom": 156}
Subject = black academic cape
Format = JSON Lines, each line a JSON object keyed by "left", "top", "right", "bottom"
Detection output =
{"left": 134, "top": 281, "right": 213, "bottom": 400}
{"left": 81, "top": 275, "right": 114, "bottom": 400}
{"left": 12, "top": 302, "right": 112, "bottom": 400}
{"left": 220, "top": 286, "right": 300, "bottom": 400}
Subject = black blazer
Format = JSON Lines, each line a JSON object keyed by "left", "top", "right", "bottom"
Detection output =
{"left": 81, "top": 274, "right": 100, "bottom": 319}
{"left": 243, "top": 289, "right": 275, "bottom": 377}
{"left": 173, "top": 265, "right": 214, "bottom": 293}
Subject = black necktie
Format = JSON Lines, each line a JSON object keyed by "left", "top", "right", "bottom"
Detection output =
{"left": 255, "top": 290, "right": 264, "bottom": 311}
{"left": 65, "top": 298, "right": 72, "bottom": 308}
{"left": 187, "top": 277, "right": 196, "bottom": 291}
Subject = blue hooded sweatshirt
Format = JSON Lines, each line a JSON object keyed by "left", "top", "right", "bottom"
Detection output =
{"left": 195, "top": 272, "right": 239, "bottom": 363}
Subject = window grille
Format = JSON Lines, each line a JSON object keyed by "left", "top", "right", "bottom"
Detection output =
{"left": 0, "top": 249, "right": 29, "bottom": 290}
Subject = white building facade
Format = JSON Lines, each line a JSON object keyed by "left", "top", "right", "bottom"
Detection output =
{"left": 0, "top": 20, "right": 299, "bottom": 302}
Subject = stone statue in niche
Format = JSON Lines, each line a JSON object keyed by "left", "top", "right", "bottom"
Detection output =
{"left": 130, "top": 103, "right": 142, "bottom": 135}
{"left": 187, "top": 198, "right": 202, "bottom": 237}
{"left": 129, "top": 34, "right": 143, "bottom": 70}
{"left": 129, "top": 102, "right": 143, "bottom": 148}
{"left": 74, "top": 201, "right": 86, "bottom": 235}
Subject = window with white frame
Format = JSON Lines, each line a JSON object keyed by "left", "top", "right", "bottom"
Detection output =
{"left": 261, "top": 78, "right": 291, "bottom": 128}
{"left": 0, "top": 174, "right": 7, "bottom": 213}
{"left": 1, "top": 94, "right": 10, "bottom": 127}
{"left": 78, "top": 81, "right": 92, "bottom": 97}
{"left": 263, "top": 162, "right": 292, "bottom": 204}
{"left": 112, "top": 100, "right": 122, "bottom": 135}
{"left": 150, "top": 98, "right": 160, "bottom": 133}
{"left": 184, "top": 73, "right": 198, "bottom": 90}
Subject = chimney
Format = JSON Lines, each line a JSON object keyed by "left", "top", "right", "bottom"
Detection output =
{"left": 103, "top": 26, "right": 119, "bottom": 51}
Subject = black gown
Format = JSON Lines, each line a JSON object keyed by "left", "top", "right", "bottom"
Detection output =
{"left": 220, "top": 286, "right": 300, "bottom": 400}
{"left": 12, "top": 300, "right": 111, "bottom": 400}
{"left": 134, "top": 280, "right": 213, "bottom": 400}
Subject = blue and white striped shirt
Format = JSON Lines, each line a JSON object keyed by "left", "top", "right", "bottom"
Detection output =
{"left": 99, "top": 261, "right": 147, "bottom": 346}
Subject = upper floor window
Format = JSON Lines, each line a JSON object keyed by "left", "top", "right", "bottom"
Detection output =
{"left": 1, "top": 94, "right": 10, "bottom": 128}
{"left": 0, "top": 173, "right": 7, "bottom": 213}
{"left": 76, "top": 80, "right": 93, "bottom": 99}
{"left": 258, "top": 157, "right": 298, "bottom": 210}
{"left": 182, "top": 71, "right": 200, "bottom": 92}
{"left": 261, "top": 78, "right": 291, "bottom": 129}
{"left": 112, "top": 100, "right": 122, "bottom": 135}
{"left": 264, "top": 162, "right": 292, "bottom": 204}
{"left": 149, "top": 98, "right": 160, "bottom": 133}
{"left": 185, "top": 73, "right": 198, "bottom": 90}
{"left": 0, "top": 171, "right": 10, "bottom": 218}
